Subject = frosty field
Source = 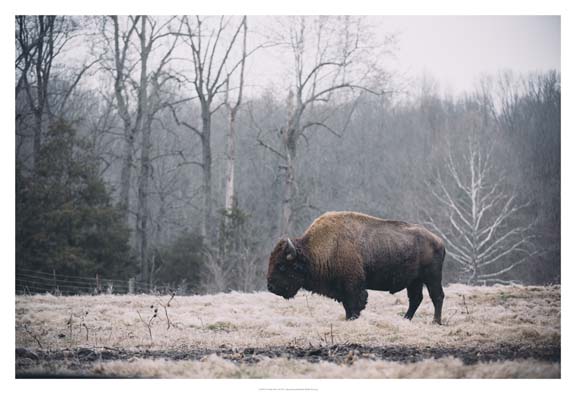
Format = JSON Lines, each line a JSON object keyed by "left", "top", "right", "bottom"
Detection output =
{"left": 15, "top": 284, "right": 560, "bottom": 378}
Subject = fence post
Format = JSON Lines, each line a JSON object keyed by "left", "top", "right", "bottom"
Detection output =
{"left": 52, "top": 269, "right": 60, "bottom": 296}
{"left": 96, "top": 273, "right": 101, "bottom": 294}
{"left": 128, "top": 278, "right": 135, "bottom": 294}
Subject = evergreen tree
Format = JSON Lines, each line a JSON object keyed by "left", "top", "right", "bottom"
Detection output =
{"left": 16, "top": 120, "right": 135, "bottom": 281}
{"left": 154, "top": 231, "right": 204, "bottom": 293}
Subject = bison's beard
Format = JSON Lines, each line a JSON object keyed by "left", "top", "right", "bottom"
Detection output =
{"left": 267, "top": 280, "right": 300, "bottom": 299}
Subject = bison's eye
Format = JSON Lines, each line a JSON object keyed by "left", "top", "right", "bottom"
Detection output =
{"left": 279, "top": 264, "right": 286, "bottom": 272}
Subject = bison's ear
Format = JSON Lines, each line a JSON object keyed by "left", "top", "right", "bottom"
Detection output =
{"left": 285, "top": 238, "right": 297, "bottom": 260}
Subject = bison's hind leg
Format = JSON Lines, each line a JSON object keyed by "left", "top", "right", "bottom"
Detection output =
{"left": 404, "top": 280, "right": 423, "bottom": 320}
{"left": 425, "top": 281, "right": 444, "bottom": 325}
{"left": 424, "top": 247, "right": 446, "bottom": 325}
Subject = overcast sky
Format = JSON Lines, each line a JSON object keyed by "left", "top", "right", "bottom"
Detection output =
{"left": 246, "top": 15, "right": 560, "bottom": 97}
{"left": 375, "top": 16, "right": 560, "bottom": 94}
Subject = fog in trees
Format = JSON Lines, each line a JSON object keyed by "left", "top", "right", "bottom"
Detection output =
{"left": 15, "top": 16, "right": 560, "bottom": 294}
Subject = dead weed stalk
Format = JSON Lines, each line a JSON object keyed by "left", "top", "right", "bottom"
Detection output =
{"left": 137, "top": 306, "right": 158, "bottom": 342}
{"left": 23, "top": 324, "right": 44, "bottom": 348}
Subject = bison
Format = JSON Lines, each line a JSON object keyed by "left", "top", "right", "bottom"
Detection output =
{"left": 267, "top": 211, "right": 446, "bottom": 324}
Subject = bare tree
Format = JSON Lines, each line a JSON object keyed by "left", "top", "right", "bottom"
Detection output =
{"left": 103, "top": 15, "right": 181, "bottom": 284}
{"left": 426, "top": 132, "right": 538, "bottom": 284}
{"left": 15, "top": 16, "right": 92, "bottom": 170}
{"left": 236, "top": 252, "right": 262, "bottom": 292}
{"left": 107, "top": 15, "right": 140, "bottom": 220}
{"left": 16, "top": 15, "right": 61, "bottom": 159}
{"left": 258, "top": 16, "right": 389, "bottom": 236}
{"left": 174, "top": 15, "right": 249, "bottom": 244}
{"left": 201, "top": 249, "right": 235, "bottom": 293}
{"left": 136, "top": 16, "right": 182, "bottom": 286}
{"left": 222, "top": 16, "right": 248, "bottom": 233}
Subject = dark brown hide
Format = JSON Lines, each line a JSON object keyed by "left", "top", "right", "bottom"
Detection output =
{"left": 267, "top": 211, "right": 446, "bottom": 323}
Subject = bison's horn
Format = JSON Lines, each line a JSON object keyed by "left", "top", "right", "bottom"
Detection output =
{"left": 286, "top": 238, "right": 296, "bottom": 260}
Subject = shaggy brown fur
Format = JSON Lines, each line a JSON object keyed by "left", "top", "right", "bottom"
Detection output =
{"left": 267, "top": 211, "right": 446, "bottom": 323}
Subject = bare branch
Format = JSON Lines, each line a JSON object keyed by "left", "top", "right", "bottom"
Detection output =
{"left": 477, "top": 224, "right": 534, "bottom": 261}
{"left": 477, "top": 251, "right": 539, "bottom": 279}
{"left": 58, "top": 57, "right": 101, "bottom": 113}
{"left": 303, "top": 83, "right": 384, "bottom": 108}
{"left": 301, "top": 61, "right": 345, "bottom": 90}
{"left": 301, "top": 121, "right": 342, "bottom": 137}
{"left": 208, "top": 16, "right": 246, "bottom": 95}
{"left": 256, "top": 138, "right": 287, "bottom": 160}
{"left": 167, "top": 103, "right": 202, "bottom": 138}
{"left": 479, "top": 236, "right": 536, "bottom": 268}
{"left": 430, "top": 175, "right": 473, "bottom": 230}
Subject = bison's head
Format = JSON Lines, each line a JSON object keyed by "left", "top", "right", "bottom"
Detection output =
{"left": 267, "top": 238, "right": 308, "bottom": 299}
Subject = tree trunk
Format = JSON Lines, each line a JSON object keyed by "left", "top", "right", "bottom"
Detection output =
{"left": 111, "top": 15, "right": 138, "bottom": 223}
{"left": 280, "top": 131, "right": 297, "bottom": 237}
{"left": 136, "top": 16, "right": 151, "bottom": 285}
{"left": 280, "top": 88, "right": 299, "bottom": 238}
{"left": 224, "top": 109, "right": 237, "bottom": 224}
{"left": 223, "top": 16, "right": 247, "bottom": 237}
{"left": 119, "top": 128, "right": 135, "bottom": 221}
{"left": 33, "top": 109, "right": 43, "bottom": 172}
{"left": 32, "top": 16, "right": 51, "bottom": 173}
{"left": 137, "top": 121, "right": 151, "bottom": 285}
{"left": 218, "top": 17, "right": 249, "bottom": 259}
{"left": 200, "top": 101, "right": 213, "bottom": 243}
{"left": 220, "top": 106, "right": 240, "bottom": 257}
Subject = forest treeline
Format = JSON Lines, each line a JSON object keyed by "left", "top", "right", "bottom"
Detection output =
{"left": 15, "top": 16, "right": 560, "bottom": 294}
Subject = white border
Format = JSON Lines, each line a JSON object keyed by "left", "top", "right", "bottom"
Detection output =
{"left": 3, "top": 1, "right": 573, "bottom": 393}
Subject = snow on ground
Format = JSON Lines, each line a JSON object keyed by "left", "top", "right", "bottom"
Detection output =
{"left": 15, "top": 284, "right": 560, "bottom": 378}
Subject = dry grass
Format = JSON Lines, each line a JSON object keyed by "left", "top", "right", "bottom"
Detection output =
{"left": 15, "top": 284, "right": 560, "bottom": 378}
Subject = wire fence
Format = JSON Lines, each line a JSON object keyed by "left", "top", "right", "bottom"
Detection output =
{"left": 15, "top": 268, "right": 180, "bottom": 296}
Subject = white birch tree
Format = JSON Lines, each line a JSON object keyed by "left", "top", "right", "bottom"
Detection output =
{"left": 222, "top": 16, "right": 248, "bottom": 234}
{"left": 427, "top": 133, "right": 538, "bottom": 284}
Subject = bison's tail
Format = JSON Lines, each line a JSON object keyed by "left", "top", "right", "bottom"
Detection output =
{"left": 435, "top": 241, "right": 446, "bottom": 268}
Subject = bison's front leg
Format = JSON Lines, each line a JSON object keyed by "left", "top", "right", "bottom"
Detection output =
{"left": 342, "top": 285, "right": 368, "bottom": 320}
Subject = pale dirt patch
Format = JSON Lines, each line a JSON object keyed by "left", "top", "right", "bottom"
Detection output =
{"left": 15, "top": 284, "right": 560, "bottom": 378}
